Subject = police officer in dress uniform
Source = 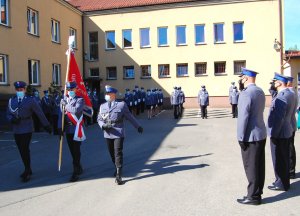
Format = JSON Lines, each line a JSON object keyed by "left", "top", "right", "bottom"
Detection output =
{"left": 267, "top": 73, "right": 295, "bottom": 191}
{"left": 286, "top": 76, "right": 298, "bottom": 179}
{"left": 157, "top": 89, "right": 164, "bottom": 114}
{"left": 124, "top": 89, "right": 134, "bottom": 113}
{"left": 92, "top": 89, "right": 100, "bottom": 124}
{"left": 6, "top": 81, "right": 52, "bottom": 182}
{"left": 229, "top": 82, "right": 236, "bottom": 114}
{"left": 41, "top": 90, "right": 52, "bottom": 125}
{"left": 178, "top": 87, "right": 185, "bottom": 117}
{"left": 170, "top": 87, "right": 180, "bottom": 119}
{"left": 198, "top": 85, "right": 209, "bottom": 119}
{"left": 230, "top": 86, "right": 239, "bottom": 118}
{"left": 58, "top": 81, "right": 85, "bottom": 182}
{"left": 52, "top": 90, "right": 61, "bottom": 135}
{"left": 134, "top": 85, "right": 142, "bottom": 115}
{"left": 98, "top": 85, "right": 143, "bottom": 185}
{"left": 145, "top": 89, "right": 154, "bottom": 119}
{"left": 32, "top": 89, "right": 42, "bottom": 132}
{"left": 236, "top": 68, "right": 267, "bottom": 205}
{"left": 140, "top": 87, "right": 146, "bottom": 113}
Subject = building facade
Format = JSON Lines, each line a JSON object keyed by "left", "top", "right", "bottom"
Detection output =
{"left": 75, "top": 0, "right": 283, "bottom": 107}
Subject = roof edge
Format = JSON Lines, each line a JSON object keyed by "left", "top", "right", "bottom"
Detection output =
{"left": 58, "top": 0, "right": 83, "bottom": 15}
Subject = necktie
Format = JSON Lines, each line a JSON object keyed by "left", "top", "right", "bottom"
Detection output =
{"left": 18, "top": 98, "right": 22, "bottom": 106}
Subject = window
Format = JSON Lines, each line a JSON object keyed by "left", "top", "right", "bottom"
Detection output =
{"left": 51, "top": 19, "right": 60, "bottom": 43}
{"left": 28, "top": 60, "right": 40, "bottom": 85}
{"left": 233, "top": 22, "right": 244, "bottom": 42}
{"left": 234, "top": 61, "right": 246, "bottom": 75}
{"left": 122, "top": 29, "right": 132, "bottom": 48}
{"left": 52, "top": 64, "right": 61, "bottom": 86}
{"left": 158, "top": 64, "right": 170, "bottom": 77}
{"left": 141, "top": 65, "right": 151, "bottom": 78}
{"left": 195, "top": 25, "right": 205, "bottom": 44}
{"left": 106, "top": 31, "right": 116, "bottom": 49}
{"left": 140, "top": 28, "right": 150, "bottom": 47}
{"left": 214, "top": 62, "right": 226, "bottom": 74}
{"left": 0, "top": 54, "right": 8, "bottom": 84}
{"left": 123, "top": 66, "right": 135, "bottom": 79}
{"left": 107, "top": 67, "right": 117, "bottom": 80}
{"left": 158, "top": 27, "right": 168, "bottom": 46}
{"left": 0, "top": 0, "right": 8, "bottom": 25}
{"left": 89, "top": 32, "right": 98, "bottom": 60}
{"left": 177, "top": 64, "right": 188, "bottom": 77}
{"left": 195, "top": 62, "right": 207, "bottom": 76}
{"left": 69, "top": 28, "right": 77, "bottom": 48}
{"left": 214, "top": 23, "right": 224, "bottom": 43}
{"left": 27, "top": 8, "right": 38, "bottom": 35}
{"left": 90, "top": 68, "right": 99, "bottom": 77}
{"left": 176, "top": 26, "right": 186, "bottom": 45}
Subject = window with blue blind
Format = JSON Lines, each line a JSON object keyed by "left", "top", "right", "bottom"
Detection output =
{"left": 177, "top": 64, "right": 188, "bottom": 77}
{"left": 124, "top": 66, "right": 135, "bottom": 79}
{"left": 140, "top": 28, "right": 150, "bottom": 47}
{"left": 195, "top": 25, "right": 205, "bottom": 44}
{"left": 158, "top": 27, "right": 168, "bottom": 46}
{"left": 214, "top": 23, "right": 224, "bottom": 43}
{"left": 176, "top": 26, "right": 186, "bottom": 45}
{"left": 233, "top": 22, "right": 244, "bottom": 42}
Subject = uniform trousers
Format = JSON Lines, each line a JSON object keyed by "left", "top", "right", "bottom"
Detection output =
{"left": 52, "top": 114, "right": 58, "bottom": 134}
{"left": 32, "top": 113, "right": 41, "bottom": 132}
{"left": 173, "top": 105, "right": 179, "bottom": 119}
{"left": 200, "top": 105, "right": 207, "bottom": 118}
{"left": 241, "top": 139, "right": 266, "bottom": 199}
{"left": 179, "top": 103, "right": 184, "bottom": 117}
{"left": 289, "top": 132, "right": 296, "bottom": 175}
{"left": 270, "top": 138, "right": 290, "bottom": 190}
{"left": 106, "top": 138, "right": 124, "bottom": 168}
{"left": 232, "top": 104, "right": 238, "bottom": 117}
{"left": 14, "top": 133, "right": 32, "bottom": 172}
{"left": 66, "top": 134, "right": 82, "bottom": 171}
{"left": 93, "top": 108, "right": 99, "bottom": 123}
{"left": 141, "top": 102, "right": 145, "bottom": 113}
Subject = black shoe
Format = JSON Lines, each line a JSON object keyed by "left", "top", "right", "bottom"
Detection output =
{"left": 268, "top": 185, "right": 285, "bottom": 191}
{"left": 115, "top": 168, "right": 123, "bottom": 185}
{"left": 21, "top": 173, "right": 31, "bottom": 183}
{"left": 70, "top": 174, "right": 79, "bottom": 182}
{"left": 237, "top": 197, "right": 261, "bottom": 205}
{"left": 290, "top": 173, "right": 296, "bottom": 179}
{"left": 20, "top": 169, "right": 32, "bottom": 178}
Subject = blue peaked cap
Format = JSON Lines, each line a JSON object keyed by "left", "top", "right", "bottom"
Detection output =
{"left": 14, "top": 81, "right": 27, "bottom": 88}
{"left": 273, "top": 73, "right": 289, "bottom": 83}
{"left": 66, "top": 81, "right": 77, "bottom": 89}
{"left": 240, "top": 68, "right": 258, "bottom": 77}
{"left": 105, "top": 85, "right": 118, "bottom": 93}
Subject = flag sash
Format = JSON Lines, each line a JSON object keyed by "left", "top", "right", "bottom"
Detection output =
{"left": 66, "top": 112, "right": 86, "bottom": 141}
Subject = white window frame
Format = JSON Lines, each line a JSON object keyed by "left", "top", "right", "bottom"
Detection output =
{"left": 141, "top": 65, "right": 151, "bottom": 78}
{"left": 158, "top": 64, "right": 170, "bottom": 78}
{"left": 140, "top": 28, "right": 150, "bottom": 48}
{"left": 233, "top": 22, "right": 245, "bottom": 43}
{"left": 27, "top": 8, "right": 39, "bottom": 35}
{"left": 105, "top": 31, "right": 116, "bottom": 50}
{"left": 123, "top": 66, "right": 135, "bottom": 79}
{"left": 51, "top": 19, "right": 60, "bottom": 43}
{"left": 69, "top": 27, "right": 77, "bottom": 48}
{"left": 157, "top": 26, "right": 168, "bottom": 47}
{"left": 0, "top": 0, "right": 9, "bottom": 26}
{"left": 214, "top": 23, "right": 225, "bottom": 43}
{"left": 28, "top": 59, "right": 40, "bottom": 85}
{"left": 52, "top": 63, "right": 61, "bottom": 86}
{"left": 176, "top": 63, "right": 188, "bottom": 77}
{"left": 176, "top": 25, "right": 187, "bottom": 46}
{"left": 0, "top": 54, "right": 8, "bottom": 84}
{"left": 195, "top": 24, "right": 205, "bottom": 45}
{"left": 122, "top": 29, "right": 133, "bottom": 48}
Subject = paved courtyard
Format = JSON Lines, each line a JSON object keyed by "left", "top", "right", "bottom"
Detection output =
{"left": 0, "top": 108, "right": 299, "bottom": 216}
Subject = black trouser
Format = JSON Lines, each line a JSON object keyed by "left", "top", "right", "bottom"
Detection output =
{"left": 231, "top": 103, "right": 233, "bottom": 114}
{"left": 179, "top": 103, "right": 184, "bottom": 117}
{"left": 232, "top": 104, "right": 238, "bottom": 117}
{"left": 129, "top": 106, "right": 133, "bottom": 113}
{"left": 290, "top": 132, "right": 296, "bottom": 175}
{"left": 45, "top": 113, "right": 52, "bottom": 125}
{"left": 271, "top": 138, "right": 290, "bottom": 190}
{"left": 52, "top": 114, "right": 58, "bottom": 134}
{"left": 241, "top": 139, "right": 266, "bottom": 199}
{"left": 141, "top": 102, "right": 145, "bottom": 113}
{"left": 66, "top": 134, "right": 82, "bottom": 172}
{"left": 32, "top": 113, "right": 40, "bottom": 132}
{"left": 106, "top": 138, "right": 124, "bottom": 168}
{"left": 136, "top": 104, "right": 140, "bottom": 115}
{"left": 200, "top": 105, "right": 207, "bottom": 118}
{"left": 93, "top": 108, "right": 99, "bottom": 123}
{"left": 14, "top": 133, "right": 32, "bottom": 172}
{"left": 173, "top": 105, "right": 179, "bottom": 119}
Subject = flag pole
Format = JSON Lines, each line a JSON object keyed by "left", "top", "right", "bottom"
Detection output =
{"left": 58, "top": 37, "right": 74, "bottom": 171}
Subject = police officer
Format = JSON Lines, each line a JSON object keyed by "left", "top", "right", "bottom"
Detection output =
{"left": 41, "top": 90, "right": 52, "bottom": 125}
{"left": 236, "top": 68, "right": 266, "bottom": 205}
{"left": 171, "top": 87, "right": 180, "bottom": 119}
{"left": 134, "top": 85, "right": 141, "bottom": 115}
{"left": 152, "top": 88, "right": 159, "bottom": 116}
{"left": 267, "top": 73, "right": 294, "bottom": 191}
{"left": 178, "top": 87, "right": 185, "bottom": 117}
{"left": 286, "top": 76, "right": 298, "bottom": 179}
{"left": 58, "top": 81, "right": 85, "bottom": 182}
{"left": 229, "top": 82, "right": 235, "bottom": 114}
{"left": 145, "top": 89, "right": 154, "bottom": 119}
{"left": 6, "top": 81, "right": 52, "bottom": 182}
{"left": 98, "top": 85, "right": 143, "bottom": 185}
{"left": 92, "top": 89, "right": 100, "bottom": 124}
{"left": 52, "top": 90, "right": 61, "bottom": 135}
{"left": 32, "top": 89, "right": 42, "bottom": 132}
{"left": 230, "top": 86, "right": 239, "bottom": 118}
{"left": 157, "top": 89, "right": 164, "bottom": 114}
{"left": 124, "top": 89, "right": 134, "bottom": 113}
{"left": 198, "top": 85, "right": 209, "bottom": 119}
{"left": 140, "top": 87, "right": 146, "bottom": 113}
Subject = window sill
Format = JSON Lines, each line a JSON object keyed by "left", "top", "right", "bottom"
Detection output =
{"left": 176, "top": 44, "right": 188, "bottom": 47}
{"left": 0, "top": 83, "right": 10, "bottom": 86}
{"left": 106, "top": 78, "right": 117, "bottom": 80}
{"left": 0, "top": 23, "right": 11, "bottom": 28}
{"left": 140, "top": 46, "right": 151, "bottom": 49}
{"left": 123, "top": 47, "right": 133, "bottom": 50}
{"left": 158, "top": 45, "right": 169, "bottom": 47}
{"left": 214, "top": 73, "right": 227, "bottom": 76}
{"left": 159, "top": 76, "right": 171, "bottom": 79}
{"left": 214, "top": 42, "right": 226, "bottom": 44}
{"left": 52, "top": 41, "right": 61, "bottom": 45}
{"left": 141, "top": 76, "right": 151, "bottom": 79}
{"left": 123, "top": 78, "right": 135, "bottom": 80}
{"left": 28, "top": 32, "right": 40, "bottom": 38}
{"left": 234, "top": 40, "right": 246, "bottom": 44}
{"left": 195, "top": 74, "right": 208, "bottom": 77}
{"left": 105, "top": 48, "right": 116, "bottom": 51}
{"left": 195, "top": 43, "right": 207, "bottom": 46}
{"left": 87, "top": 59, "right": 99, "bottom": 62}
{"left": 234, "top": 73, "right": 241, "bottom": 76}
{"left": 30, "top": 84, "right": 41, "bottom": 87}
{"left": 177, "top": 75, "right": 189, "bottom": 78}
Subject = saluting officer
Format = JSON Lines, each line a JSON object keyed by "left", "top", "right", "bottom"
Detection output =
{"left": 286, "top": 76, "right": 298, "bottom": 179}
{"left": 267, "top": 73, "right": 294, "bottom": 191}
{"left": 171, "top": 87, "right": 180, "bottom": 119}
{"left": 98, "top": 85, "right": 143, "bottom": 185}
{"left": 58, "top": 81, "right": 85, "bottom": 182}
{"left": 236, "top": 68, "right": 266, "bottom": 205}
{"left": 198, "top": 85, "right": 209, "bottom": 119}
{"left": 6, "top": 81, "right": 52, "bottom": 182}
{"left": 41, "top": 90, "right": 52, "bottom": 125}
{"left": 230, "top": 86, "right": 239, "bottom": 118}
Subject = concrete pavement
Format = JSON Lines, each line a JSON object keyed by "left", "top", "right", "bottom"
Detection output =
{"left": 0, "top": 108, "right": 299, "bottom": 216}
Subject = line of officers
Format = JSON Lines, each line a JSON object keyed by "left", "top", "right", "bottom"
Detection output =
{"left": 236, "top": 68, "right": 298, "bottom": 205}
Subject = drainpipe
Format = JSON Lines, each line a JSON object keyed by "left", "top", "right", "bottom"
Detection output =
{"left": 279, "top": 0, "right": 284, "bottom": 73}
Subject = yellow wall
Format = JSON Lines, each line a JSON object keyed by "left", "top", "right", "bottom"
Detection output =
{"left": 0, "top": 0, "right": 82, "bottom": 94}
{"left": 84, "top": 0, "right": 281, "bottom": 97}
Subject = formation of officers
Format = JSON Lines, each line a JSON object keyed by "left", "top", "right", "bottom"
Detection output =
{"left": 236, "top": 68, "right": 298, "bottom": 205}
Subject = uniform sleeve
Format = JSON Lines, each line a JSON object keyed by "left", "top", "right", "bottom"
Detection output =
{"left": 6, "top": 100, "right": 13, "bottom": 122}
{"left": 198, "top": 92, "right": 201, "bottom": 104}
{"left": 268, "top": 97, "right": 287, "bottom": 138}
{"left": 65, "top": 98, "right": 84, "bottom": 115}
{"left": 123, "top": 103, "right": 140, "bottom": 129}
{"left": 237, "top": 93, "right": 251, "bottom": 141}
{"left": 97, "top": 104, "right": 105, "bottom": 129}
{"left": 31, "top": 98, "right": 50, "bottom": 127}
